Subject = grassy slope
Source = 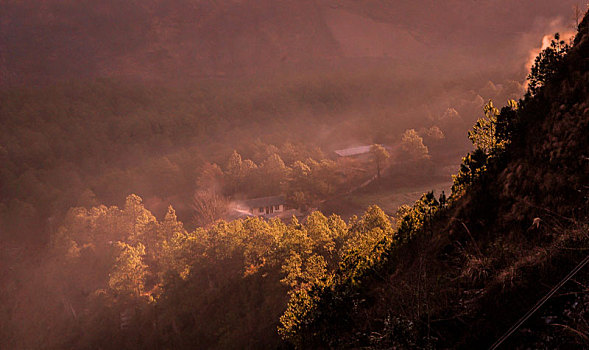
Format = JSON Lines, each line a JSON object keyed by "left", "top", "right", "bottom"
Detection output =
{"left": 320, "top": 160, "right": 454, "bottom": 220}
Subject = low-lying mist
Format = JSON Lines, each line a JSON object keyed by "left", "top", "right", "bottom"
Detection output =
{"left": 0, "top": 0, "right": 584, "bottom": 348}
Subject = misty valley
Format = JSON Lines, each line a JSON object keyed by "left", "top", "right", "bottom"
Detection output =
{"left": 2, "top": 1, "right": 589, "bottom": 349}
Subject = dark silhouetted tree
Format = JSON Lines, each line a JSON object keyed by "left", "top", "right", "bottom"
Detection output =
{"left": 527, "top": 33, "right": 570, "bottom": 96}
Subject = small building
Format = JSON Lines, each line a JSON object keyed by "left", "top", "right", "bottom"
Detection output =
{"left": 239, "top": 195, "right": 286, "bottom": 216}
{"left": 334, "top": 145, "right": 373, "bottom": 158}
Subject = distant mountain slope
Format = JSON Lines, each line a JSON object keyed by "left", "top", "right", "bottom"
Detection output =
{"left": 0, "top": 0, "right": 580, "bottom": 85}
{"left": 0, "top": 0, "right": 341, "bottom": 85}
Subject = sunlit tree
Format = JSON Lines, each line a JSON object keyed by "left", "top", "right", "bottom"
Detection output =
{"left": 122, "top": 194, "right": 156, "bottom": 244}
{"left": 468, "top": 100, "right": 500, "bottom": 155}
{"left": 108, "top": 242, "right": 147, "bottom": 298}
{"left": 401, "top": 129, "right": 430, "bottom": 161}
{"left": 370, "top": 144, "right": 390, "bottom": 179}
{"left": 527, "top": 33, "right": 570, "bottom": 96}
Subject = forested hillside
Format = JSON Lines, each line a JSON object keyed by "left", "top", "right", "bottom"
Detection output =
{"left": 0, "top": 66, "right": 527, "bottom": 246}
{"left": 279, "top": 12, "right": 589, "bottom": 349}
{"left": 2, "top": 13, "right": 588, "bottom": 347}
{"left": 0, "top": 190, "right": 403, "bottom": 348}
{"left": 1, "top": 2, "right": 588, "bottom": 349}
{"left": 0, "top": 77, "right": 342, "bottom": 243}
{"left": 1, "top": 0, "right": 570, "bottom": 247}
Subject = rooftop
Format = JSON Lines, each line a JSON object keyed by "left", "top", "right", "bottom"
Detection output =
{"left": 334, "top": 145, "right": 372, "bottom": 157}
{"left": 239, "top": 195, "right": 285, "bottom": 208}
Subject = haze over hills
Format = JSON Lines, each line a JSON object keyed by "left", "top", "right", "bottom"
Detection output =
{"left": 0, "top": 0, "right": 581, "bottom": 85}
{"left": 1, "top": 2, "right": 589, "bottom": 349}
{"left": 4, "top": 0, "right": 581, "bottom": 245}
{"left": 0, "top": 0, "right": 582, "bottom": 243}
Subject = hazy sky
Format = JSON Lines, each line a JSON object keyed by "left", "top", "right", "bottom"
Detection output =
{"left": 0, "top": 0, "right": 583, "bottom": 85}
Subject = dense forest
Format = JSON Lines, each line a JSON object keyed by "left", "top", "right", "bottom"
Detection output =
{"left": 2, "top": 1, "right": 588, "bottom": 349}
